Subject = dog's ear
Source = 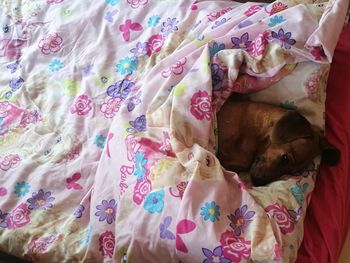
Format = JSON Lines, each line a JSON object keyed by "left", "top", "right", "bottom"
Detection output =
{"left": 319, "top": 135, "right": 340, "bottom": 165}
{"left": 271, "top": 111, "right": 314, "bottom": 144}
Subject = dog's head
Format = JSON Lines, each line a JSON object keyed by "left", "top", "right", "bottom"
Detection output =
{"left": 250, "top": 111, "right": 340, "bottom": 186}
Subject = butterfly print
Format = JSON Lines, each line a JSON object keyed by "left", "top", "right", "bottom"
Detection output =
{"left": 159, "top": 216, "right": 175, "bottom": 240}
{"left": 119, "top": 19, "right": 143, "bottom": 42}
{"left": 66, "top": 173, "right": 83, "bottom": 190}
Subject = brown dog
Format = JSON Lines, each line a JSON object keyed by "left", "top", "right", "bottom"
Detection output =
{"left": 217, "top": 99, "right": 340, "bottom": 186}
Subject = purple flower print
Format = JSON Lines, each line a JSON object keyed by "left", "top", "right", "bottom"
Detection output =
{"left": 126, "top": 92, "right": 142, "bottom": 112}
{"left": 211, "top": 18, "right": 231, "bottom": 29}
{"left": 0, "top": 209, "right": 8, "bottom": 228}
{"left": 107, "top": 79, "right": 134, "bottom": 99}
{"left": 231, "top": 32, "right": 252, "bottom": 50}
{"left": 161, "top": 17, "right": 179, "bottom": 36}
{"left": 202, "top": 246, "right": 231, "bottom": 263}
{"left": 73, "top": 204, "right": 85, "bottom": 219}
{"left": 95, "top": 199, "right": 117, "bottom": 224}
{"left": 130, "top": 41, "right": 148, "bottom": 57}
{"left": 127, "top": 115, "right": 146, "bottom": 133}
{"left": 27, "top": 189, "right": 55, "bottom": 210}
{"left": 227, "top": 204, "right": 255, "bottom": 236}
{"left": 211, "top": 63, "right": 224, "bottom": 91}
{"left": 271, "top": 28, "right": 296, "bottom": 49}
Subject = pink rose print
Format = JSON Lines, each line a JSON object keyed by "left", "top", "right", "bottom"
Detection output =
{"left": 47, "top": 0, "right": 64, "bottom": 4}
{"left": 99, "top": 231, "right": 115, "bottom": 258}
{"left": 133, "top": 178, "right": 152, "bottom": 205}
{"left": 220, "top": 230, "right": 251, "bottom": 262}
{"left": 19, "top": 110, "right": 41, "bottom": 128}
{"left": 311, "top": 46, "right": 326, "bottom": 61}
{"left": 161, "top": 57, "right": 187, "bottom": 78}
{"left": 28, "top": 235, "right": 56, "bottom": 253}
{"left": 6, "top": 203, "right": 30, "bottom": 229}
{"left": 244, "top": 5, "right": 263, "bottom": 16}
{"left": 274, "top": 243, "right": 282, "bottom": 261}
{"left": 266, "top": 2, "right": 288, "bottom": 15}
{"left": 265, "top": 203, "right": 295, "bottom": 234}
{"left": 247, "top": 31, "right": 269, "bottom": 57}
{"left": 100, "top": 97, "right": 122, "bottom": 119}
{"left": 304, "top": 69, "right": 322, "bottom": 100}
{"left": 0, "top": 101, "right": 12, "bottom": 118}
{"left": 0, "top": 39, "right": 25, "bottom": 60}
{"left": 70, "top": 94, "right": 93, "bottom": 116}
{"left": 190, "top": 90, "right": 212, "bottom": 121}
{"left": 0, "top": 187, "right": 7, "bottom": 196}
{"left": 0, "top": 154, "right": 21, "bottom": 171}
{"left": 38, "top": 33, "right": 63, "bottom": 55}
{"left": 169, "top": 181, "right": 188, "bottom": 199}
{"left": 127, "top": 0, "right": 148, "bottom": 8}
{"left": 59, "top": 143, "right": 81, "bottom": 163}
{"left": 207, "top": 7, "right": 233, "bottom": 21}
{"left": 147, "top": 34, "right": 164, "bottom": 55}
{"left": 119, "top": 19, "right": 143, "bottom": 42}
{"left": 125, "top": 134, "right": 141, "bottom": 161}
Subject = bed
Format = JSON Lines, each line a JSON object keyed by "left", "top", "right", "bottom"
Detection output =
{"left": 0, "top": 0, "right": 349, "bottom": 262}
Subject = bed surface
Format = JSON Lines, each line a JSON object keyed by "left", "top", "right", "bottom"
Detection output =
{"left": 297, "top": 22, "right": 350, "bottom": 263}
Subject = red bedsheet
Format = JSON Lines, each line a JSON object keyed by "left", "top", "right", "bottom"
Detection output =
{"left": 297, "top": 23, "right": 350, "bottom": 263}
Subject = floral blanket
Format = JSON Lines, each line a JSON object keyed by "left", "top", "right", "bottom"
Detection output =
{"left": 0, "top": 0, "right": 348, "bottom": 262}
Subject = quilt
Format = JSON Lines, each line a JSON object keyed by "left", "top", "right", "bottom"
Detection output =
{"left": 0, "top": 0, "right": 348, "bottom": 262}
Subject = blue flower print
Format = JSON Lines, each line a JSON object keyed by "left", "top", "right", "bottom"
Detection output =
{"left": 280, "top": 100, "right": 297, "bottom": 110}
{"left": 271, "top": 28, "right": 296, "bottom": 49}
{"left": 127, "top": 115, "right": 146, "bottom": 133}
{"left": 130, "top": 41, "right": 148, "bottom": 57}
{"left": 94, "top": 135, "right": 106, "bottom": 149}
{"left": 80, "top": 225, "right": 93, "bottom": 245}
{"left": 49, "top": 59, "right": 63, "bottom": 72}
{"left": 134, "top": 151, "right": 147, "bottom": 181}
{"left": 291, "top": 181, "right": 309, "bottom": 205}
{"left": 144, "top": 189, "right": 165, "bottom": 213}
{"left": 106, "top": 0, "right": 119, "bottom": 6}
{"left": 200, "top": 201, "right": 220, "bottom": 222}
{"left": 209, "top": 42, "right": 225, "bottom": 58}
{"left": 211, "top": 17, "right": 231, "bottom": 29}
{"left": 148, "top": 15, "right": 160, "bottom": 27}
{"left": 0, "top": 118, "right": 4, "bottom": 131}
{"left": 202, "top": 246, "right": 231, "bottom": 263}
{"left": 14, "top": 181, "right": 30, "bottom": 197}
{"left": 95, "top": 199, "right": 117, "bottom": 224}
{"left": 107, "top": 79, "right": 134, "bottom": 99}
{"left": 268, "top": 15, "right": 286, "bottom": 27}
{"left": 115, "top": 56, "right": 138, "bottom": 75}
{"left": 0, "top": 209, "right": 8, "bottom": 228}
{"left": 27, "top": 189, "right": 55, "bottom": 210}
{"left": 161, "top": 17, "right": 179, "bottom": 36}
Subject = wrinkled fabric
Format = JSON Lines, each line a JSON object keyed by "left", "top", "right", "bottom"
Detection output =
{"left": 0, "top": 0, "right": 348, "bottom": 262}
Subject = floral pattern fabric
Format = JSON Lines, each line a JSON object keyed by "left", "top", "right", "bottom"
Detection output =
{"left": 0, "top": 0, "right": 347, "bottom": 262}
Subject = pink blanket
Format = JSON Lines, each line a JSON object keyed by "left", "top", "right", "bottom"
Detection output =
{"left": 0, "top": 0, "right": 348, "bottom": 262}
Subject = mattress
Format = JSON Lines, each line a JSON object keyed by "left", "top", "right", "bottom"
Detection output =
{"left": 297, "top": 22, "right": 350, "bottom": 263}
{"left": 0, "top": 0, "right": 348, "bottom": 262}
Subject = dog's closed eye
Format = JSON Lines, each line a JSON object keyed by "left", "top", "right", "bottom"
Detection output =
{"left": 280, "top": 154, "right": 290, "bottom": 166}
